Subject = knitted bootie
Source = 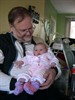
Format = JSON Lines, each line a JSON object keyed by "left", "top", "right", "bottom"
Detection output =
{"left": 24, "top": 82, "right": 34, "bottom": 95}
{"left": 14, "top": 81, "right": 24, "bottom": 95}
{"left": 24, "top": 81, "right": 40, "bottom": 95}
{"left": 31, "top": 81, "right": 40, "bottom": 91}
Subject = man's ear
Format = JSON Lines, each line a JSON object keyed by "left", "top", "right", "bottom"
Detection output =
{"left": 9, "top": 23, "right": 13, "bottom": 27}
{"left": 9, "top": 24, "right": 15, "bottom": 32}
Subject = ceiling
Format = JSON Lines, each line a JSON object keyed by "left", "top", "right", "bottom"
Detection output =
{"left": 50, "top": 0, "right": 75, "bottom": 13}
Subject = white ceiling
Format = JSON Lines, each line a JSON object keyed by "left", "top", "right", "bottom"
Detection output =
{"left": 50, "top": 0, "right": 75, "bottom": 13}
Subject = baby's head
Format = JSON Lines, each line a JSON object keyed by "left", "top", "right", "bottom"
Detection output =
{"left": 34, "top": 42, "right": 48, "bottom": 56}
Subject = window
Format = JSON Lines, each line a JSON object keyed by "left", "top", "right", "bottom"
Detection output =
{"left": 70, "top": 21, "right": 75, "bottom": 39}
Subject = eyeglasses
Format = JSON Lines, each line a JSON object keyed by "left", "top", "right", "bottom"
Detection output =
{"left": 14, "top": 25, "right": 36, "bottom": 35}
{"left": 21, "top": 25, "right": 36, "bottom": 34}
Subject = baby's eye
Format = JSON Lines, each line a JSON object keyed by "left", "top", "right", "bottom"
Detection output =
{"left": 35, "top": 50, "right": 37, "bottom": 51}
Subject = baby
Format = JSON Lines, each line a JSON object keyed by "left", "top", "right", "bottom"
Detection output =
{"left": 14, "top": 42, "right": 58, "bottom": 95}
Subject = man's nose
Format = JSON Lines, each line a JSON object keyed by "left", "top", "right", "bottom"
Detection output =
{"left": 26, "top": 31, "right": 32, "bottom": 35}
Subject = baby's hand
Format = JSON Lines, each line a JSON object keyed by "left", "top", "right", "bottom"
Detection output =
{"left": 14, "top": 61, "right": 24, "bottom": 68}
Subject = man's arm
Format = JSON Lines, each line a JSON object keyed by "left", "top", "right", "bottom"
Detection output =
{"left": 0, "top": 71, "right": 16, "bottom": 92}
{"left": 0, "top": 50, "right": 16, "bottom": 92}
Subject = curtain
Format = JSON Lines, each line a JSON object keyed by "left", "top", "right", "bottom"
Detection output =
{"left": 65, "top": 17, "right": 71, "bottom": 37}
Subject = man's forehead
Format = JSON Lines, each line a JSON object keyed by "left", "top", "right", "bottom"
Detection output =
{"left": 14, "top": 17, "right": 32, "bottom": 27}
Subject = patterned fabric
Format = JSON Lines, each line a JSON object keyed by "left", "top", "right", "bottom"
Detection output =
{"left": 16, "top": 48, "right": 58, "bottom": 84}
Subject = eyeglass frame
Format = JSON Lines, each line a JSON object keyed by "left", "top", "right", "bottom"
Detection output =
{"left": 13, "top": 24, "right": 36, "bottom": 35}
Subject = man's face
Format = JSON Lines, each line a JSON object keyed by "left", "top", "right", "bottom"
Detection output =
{"left": 10, "top": 16, "right": 35, "bottom": 42}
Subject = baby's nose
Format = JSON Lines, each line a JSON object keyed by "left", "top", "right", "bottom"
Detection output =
{"left": 38, "top": 52, "right": 40, "bottom": 55}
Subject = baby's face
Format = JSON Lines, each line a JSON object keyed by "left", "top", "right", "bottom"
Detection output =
{"left": 34, "top": 44, "right": 47, "bottom": 56}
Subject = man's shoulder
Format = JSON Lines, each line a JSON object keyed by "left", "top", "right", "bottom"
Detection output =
{"left": 0, "top": 32, "right": 10, "bottom": 40}
{"left": 0, "top": 32, "right": 12, "bottom": 46}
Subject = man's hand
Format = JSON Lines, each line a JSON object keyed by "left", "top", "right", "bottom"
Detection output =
{"left": 40, "top": 68, "right": 57, "bottom": 90}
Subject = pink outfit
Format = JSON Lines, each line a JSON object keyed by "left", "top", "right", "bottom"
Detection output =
{"left": 17, "top": 48, "right": 58, "bottom": 84}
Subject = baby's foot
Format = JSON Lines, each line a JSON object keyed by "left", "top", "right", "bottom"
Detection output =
{"left": 24, "top": 81, "right": 40, "bottom": 95}
{"left": 14, "top": 81, "right": 24, "bottom": 95}
{"left": 24, "top": 82, "right": 35, "bottom": 95}
{"left": 31, "top": 81, "right": 40, "bottom": 91}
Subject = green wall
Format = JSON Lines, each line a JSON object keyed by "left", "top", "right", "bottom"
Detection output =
{"left": 57, "top": 13, "right": 75, "bottom": 37}
{"left": 57, "top": 14, "right": 66, "bottom": 36}
{"left": 45, "top": 0, "right": 75, "bottom": 38}
{"left": 45, "top": 0, "right": 57, "bottom": 21}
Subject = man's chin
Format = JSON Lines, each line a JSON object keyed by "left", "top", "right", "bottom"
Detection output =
{"left": 23, "top": 37, "right": 32, "bottom": 42}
